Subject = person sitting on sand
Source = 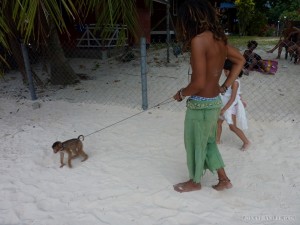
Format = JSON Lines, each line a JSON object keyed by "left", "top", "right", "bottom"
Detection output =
{"left": 243, "top": 40, "right": 269, "bottom": 75}
{"left": 217, "top": 59, "right": 250, "bottom": 151}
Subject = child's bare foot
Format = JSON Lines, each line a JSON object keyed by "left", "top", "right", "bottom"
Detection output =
{"left": 241, "top": 142, "right": 251, "bottom": 151}
{"left": 173, "top": 180, "right": 201, "bottom": 193}
{"left": 212, "top": 178, "right": 232, "bottom": 191}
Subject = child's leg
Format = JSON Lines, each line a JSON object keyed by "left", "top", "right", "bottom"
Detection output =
{"left": 228, "top": 115, "right": 250, "bottom": 150}
{"left": 216, "top": 119, "right": 224, "bottom": 144}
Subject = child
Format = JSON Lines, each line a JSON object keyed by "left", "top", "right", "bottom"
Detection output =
{"left": 216, "top": 59, "right": 250, "bottom": 151}
{"left": 243, "top": 40, "right": 268, "bottom": 75}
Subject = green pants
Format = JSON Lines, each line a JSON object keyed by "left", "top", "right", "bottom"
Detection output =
{"left": 184, "top": 97, "right": 225, "bottom": 183}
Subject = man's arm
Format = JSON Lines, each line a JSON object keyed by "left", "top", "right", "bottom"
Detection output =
{"left": 293, "top": 26, "right": 300, "bottom": 32}
{"left": 222, "top": 45, "right": 245, "bottom": 89}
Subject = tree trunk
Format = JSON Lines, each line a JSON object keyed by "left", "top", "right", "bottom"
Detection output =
{"left": 3, "top": 1, "right": 27, "bottom": 82}
{"left": 7, "top": 37, "right": 27, "bottom": 81}
{"left": 48, "top": 26, "right": 79, "bottom": 85}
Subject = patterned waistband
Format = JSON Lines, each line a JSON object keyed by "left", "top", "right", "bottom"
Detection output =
{"left": 189, "top": 95, "right": 219, "bottom": 101}
{"left": 186, "top": 96, "right": 222, "bottom": 110}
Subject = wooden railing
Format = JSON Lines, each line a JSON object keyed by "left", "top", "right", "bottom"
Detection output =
{"left": 76, "top": 24, "right": 128, "bottom": 48}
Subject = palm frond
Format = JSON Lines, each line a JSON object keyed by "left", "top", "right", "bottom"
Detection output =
{"left": 10, "top": 0, "right": 80, "bottom": 44}
{"left": 0, "top": 0, "right": 153, "bottom": 47}
{"left": 0, "top": 0, "right": 12, "bottom": 67}
{"left": 92, "top": 0, "right": 141, "bottom": 43}
{"left": 0, "top": 16, "right": 10, "bottom": 50}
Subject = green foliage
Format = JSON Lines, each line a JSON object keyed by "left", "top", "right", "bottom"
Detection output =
{"left": 0, "top": 0, "right": 152, "bottom": 74}
{"left": 260, "top": 24, "right": 276, "bottom": 36}
{"left": 234, "top": 0, "right": 299, "bottom": 35}
{"left": 252, "top": 0, "right": 271, "bottom": 11}
{"left": 235, "top": 0, "right": 255, "bottom": 35}
{"left": 0, "top": 0, "right": 152, "bottom": 48}
{"left": 268, "top": 0, "right": 300, "bottom": 22}
{"left": 247, "top": 11, "right": 268, "bottom": 36}
{"left": 279, "top": 10, "right": 300, "bottom": 21}
{"left": 0, "top": 10, "right": 10, "bottom": 50}
{"left": 11, "top": 0, "right": 79, "bottom": 44}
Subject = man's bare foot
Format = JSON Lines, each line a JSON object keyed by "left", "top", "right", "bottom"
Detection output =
{"left": 241, "top": 142, "right": 251, "bottom": 151}
{"left": 173, "top": 179, "right": 192, "bottom": 188}
{"left": 216, "top": 140, "right": 221, "bottom": 144}
{"left": 173, "top": 180, "right": 201, "bottom": 193}
{"left": 212, "top": 179, "right": 232, "bottom": 191}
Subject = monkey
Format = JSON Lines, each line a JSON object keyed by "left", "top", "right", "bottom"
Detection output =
{"left": 52, "top": 135, "right": 88, "bottom": 168}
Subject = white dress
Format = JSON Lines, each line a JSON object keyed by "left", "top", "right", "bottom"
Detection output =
{"left": 220, "top": 79, "right": 248, "bottom": 130}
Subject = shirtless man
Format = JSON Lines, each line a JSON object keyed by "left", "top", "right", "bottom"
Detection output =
{"left": 287, "top": 27, "right": 300, "bottom": 61}
{"left": 172, "top": 0, "right": 245, "bottom": 192}
{"left": 267, "top": 22, "right": 298, "bottom": 59}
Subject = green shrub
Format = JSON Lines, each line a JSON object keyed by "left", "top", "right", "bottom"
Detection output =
{"left": 259, "top": 24, "right": 276, "bottom": 37}
{"left": 247, "top": 11, "right": 268, "bottom": 36}
{"left": 279, "top": 10, "right": 300, "bottom": 21}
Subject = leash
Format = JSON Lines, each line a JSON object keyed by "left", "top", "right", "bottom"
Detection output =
{"left": 84, "top": 97, "right": 175, "bottom": 138}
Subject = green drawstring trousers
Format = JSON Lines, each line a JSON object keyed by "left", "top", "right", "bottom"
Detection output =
{"left": 184, "top": 97, "right": 225, "bottom": 183}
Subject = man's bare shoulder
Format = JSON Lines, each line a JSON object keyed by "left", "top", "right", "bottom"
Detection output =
{"left": 191, "top": 32, "right": 214, "bottom": 47}
{"left": 195, "top": 31, "right": 214, "bottom": 40}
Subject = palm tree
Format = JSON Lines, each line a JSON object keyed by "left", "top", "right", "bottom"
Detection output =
{"left": 0, "top": 0, "right": 150, "bottom": 85}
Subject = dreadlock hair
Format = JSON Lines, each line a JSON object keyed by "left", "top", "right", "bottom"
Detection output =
{"left": 223, "top": 59, "right": 243, "bottom": 78}
{"left": 176, "top": 0, "right": 227, "bottom": 51}
{"left": 247, "top": 40, "right": 258, "bottom": 49}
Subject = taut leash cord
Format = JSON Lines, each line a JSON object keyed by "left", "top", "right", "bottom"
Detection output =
{"left": 84, "top": 97, "right": 175, "bottom": 138}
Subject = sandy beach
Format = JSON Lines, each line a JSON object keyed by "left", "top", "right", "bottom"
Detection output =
{"left": 0, "top": 47, "right": 299, "bottom": 225}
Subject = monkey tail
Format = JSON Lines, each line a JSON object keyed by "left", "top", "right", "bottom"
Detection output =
{"left": 78, "top": 135, "right": 84, "bottom": 141}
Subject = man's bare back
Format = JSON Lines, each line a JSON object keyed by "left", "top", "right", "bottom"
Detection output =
{"left": 174, "top": 33, "right": 244, "bottom": 101}
{"left": 189, "top": 31, "right": 227, "bottom": 98}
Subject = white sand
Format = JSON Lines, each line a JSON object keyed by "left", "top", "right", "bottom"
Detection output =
{"left": 0, "top": 48, "right": 299, "bottom": 225}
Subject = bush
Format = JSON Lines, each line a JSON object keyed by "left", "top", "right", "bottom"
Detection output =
{"left": 279, "top": 10, "right": 300, "bottom": 21}
{"left": 259, "top": 24, "right": 276, "bottom": 37}
{"left": 247, "top": 11, "right": 268, "bottom": 36}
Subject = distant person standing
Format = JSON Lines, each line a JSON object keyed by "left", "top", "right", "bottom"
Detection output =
{"left": 172, "top": 0, "right": 245, "bottom": 192}
{"left": 266, "top": 21, "right": 297, "bottom": 59}
{"left": 286, "top": 27, "right": 300, "bottom": 61}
